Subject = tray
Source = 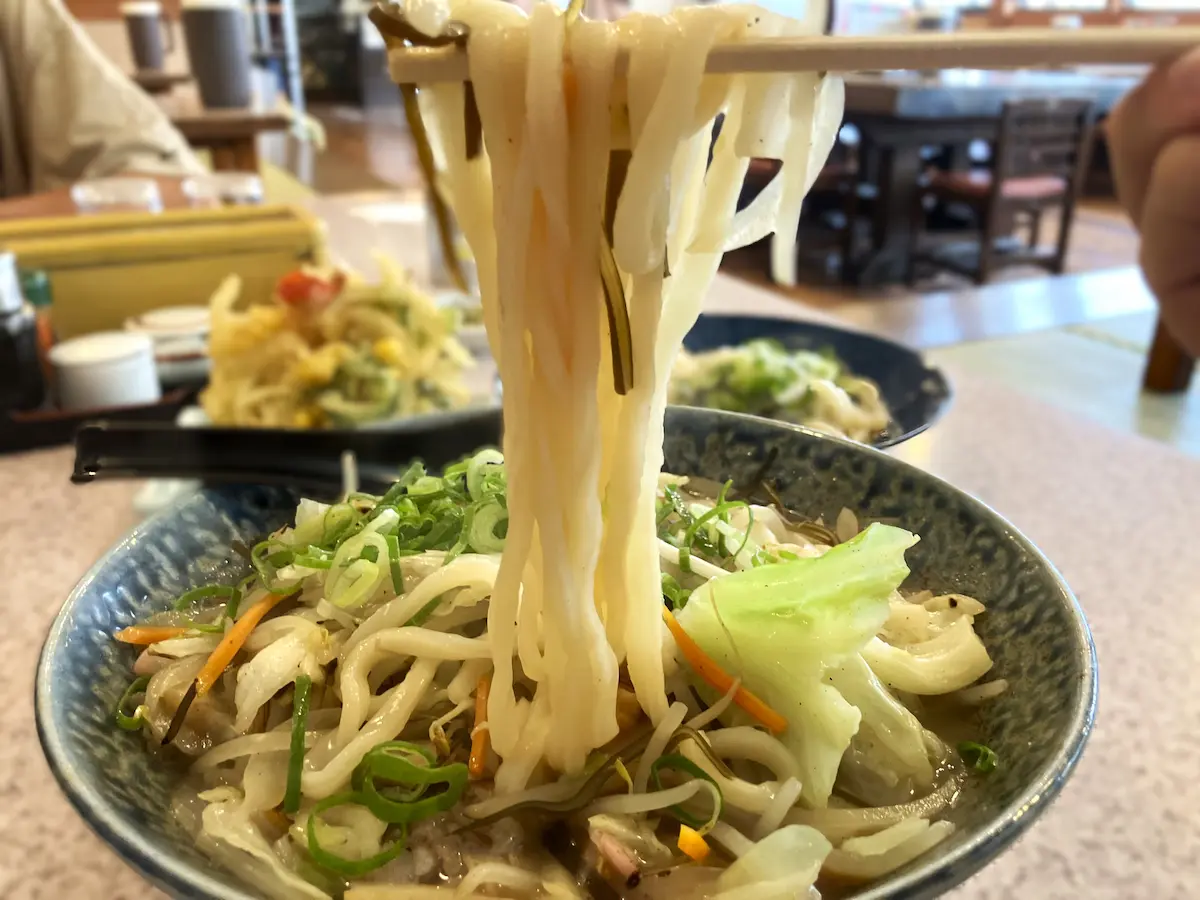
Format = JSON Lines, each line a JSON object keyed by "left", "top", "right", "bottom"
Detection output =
{"left": 0, "top": 387, "right": 197, "bottom": 455}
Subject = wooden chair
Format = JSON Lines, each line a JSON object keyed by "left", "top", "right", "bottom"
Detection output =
{"left": 740, "top": 153, "right": 861, "bottom": 282}
{"left": 907, "top": 97, "right": 1096, "bottom": 285}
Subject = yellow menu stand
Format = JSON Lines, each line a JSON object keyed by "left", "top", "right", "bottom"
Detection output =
{"left": 0, "top": 204, "right": 328, "bottom": 339}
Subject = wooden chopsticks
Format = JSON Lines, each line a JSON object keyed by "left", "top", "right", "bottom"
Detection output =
{"left": 385, "top": 26, "right": 1200, "bottom": 85}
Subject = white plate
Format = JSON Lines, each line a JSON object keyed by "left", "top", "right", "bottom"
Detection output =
{"left": 125, "top": 306, "right": 211, "bottom": 340}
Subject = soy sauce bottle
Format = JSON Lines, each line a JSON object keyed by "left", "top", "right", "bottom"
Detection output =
{"left": 0, "top": 253, "right": 45, "bottom": 413}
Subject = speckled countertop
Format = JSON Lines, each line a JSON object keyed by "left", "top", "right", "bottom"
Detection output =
{"left": 6, "top": 249, "right": 1200, "bottom": 898}
{"left": 8, "top": 364, "right": 1200, "bottom": 899}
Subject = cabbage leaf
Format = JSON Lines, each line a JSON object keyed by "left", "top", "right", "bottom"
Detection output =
{"left": 675, "top": 523, "right": 919, "bottom": 807}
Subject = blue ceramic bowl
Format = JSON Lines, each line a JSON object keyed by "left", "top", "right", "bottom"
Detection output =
{"left": 36, "top": 407, "right": 1095, "bottom": 900}
{"left": 682, "top": 314, "right": 952, "bottom": 448}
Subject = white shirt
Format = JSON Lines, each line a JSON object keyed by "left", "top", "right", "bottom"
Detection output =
{"left": 0, "top": 0, "right": 204, "bottom": 198}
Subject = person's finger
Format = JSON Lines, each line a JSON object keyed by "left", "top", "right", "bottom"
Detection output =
{"left": 1107, "top": 46, "right": 1200, "bottom": 229}
{"left": 1137, "top": 133, "right": 1200, "bottom": 356}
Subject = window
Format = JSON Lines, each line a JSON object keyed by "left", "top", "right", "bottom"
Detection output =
{"left": 1122, "top": 0, "right": 1200, "bottom": 8}
{"left": 1015, "top": 0, "right": 1106, "bottom": 8}
{"left": 916, "top": 0, "right": 991, "bottom": 8}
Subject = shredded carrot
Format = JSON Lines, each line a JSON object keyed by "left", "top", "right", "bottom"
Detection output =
{"left": 469, "top": 673, "right": 492, "bottom": 780}
{"left": 677, "top": 824, "right": 711, "bottom": 863}
{"left": 114, "top": 625, "right": 190, "bottom": 646}
{"left": 194, "top": 591, "right": 290, "bottom": 696}
{"left": 662, "top": 608, "right": 788, "bottom": 735}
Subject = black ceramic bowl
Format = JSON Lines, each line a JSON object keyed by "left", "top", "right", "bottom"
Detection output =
{"left": 682, "top": 314, "right": 951, "bottom": 448}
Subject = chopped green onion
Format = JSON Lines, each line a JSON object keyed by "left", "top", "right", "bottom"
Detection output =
{"left": 468, "top": 502, "right": 507, "bottom": 553}
{"left": 662, "top": 573, "right": 691, "bottom": 610}
{"left": 175, "top": 587, "right": 249, "bottom": 638}
{"left": 115, "top": 675, "right": 151, "bottom": 731}
{"left": 443, "top": 504, "right": 476, "bottom": 564}
{"left": 227, "top": 577, "right": 254, "bottom": 620}
{"left": 649, "top": 753, "right": 723, "bottom": 830}
{"left": 293, "top": 549, "right": 334, "bottom": 570}
{"left": 354, "top": 741, "right": 469, "bottom": 825}
{"left": 656, "top": 496, "right": 676, "bottom": 528}
{"left": 294, "top": 502, "right": 352, "bottom": 547}
{"left": 409, "top": 475, "right": 446, "bottom": 496}
{"left": 958, "top": 741, "right": 998, "bottom": 774}
{"left": 329, "top": 558, "right": 383, "bottom": 609}
{"left": 187, "top": 621, "right": 227, "bottom": 634}
{"left": 683, "top": 498, "right": 748, "bottom": 561}
{"left": 284, "top": 675, "right": 313, "bottom": 814}
{"left": 386, "top": 534, "right": 404, "bottom": 594}
{"left": 409, "top": 596, "right": 441, "bottom": 627}
{"left": 250, "top": 540, "right": 276, "bottom": 585}
{"left": 306, "top": 792, "right": 408, "bottom": 877}
{"left": 172, "top": 584, "right": 238, "bottom": 612}
{"left": 353, "top": 741, "right": 435, "bottom": 803}
{"left": 380, "top": 462, "right": 426, "bottom": 506}
{"left": 465, "top": 449, "right": 504, "bottom": 501}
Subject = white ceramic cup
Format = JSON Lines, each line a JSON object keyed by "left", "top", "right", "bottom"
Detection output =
{"left": 48, "top": 332, "right": 162, "bottom": 411}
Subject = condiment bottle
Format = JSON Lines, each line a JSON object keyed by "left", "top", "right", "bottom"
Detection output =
{"left": 20, "top": 268, "right": 55, "bottom": 385}
{"left": 0, "top": 252, "right": 45, "bottom": 413}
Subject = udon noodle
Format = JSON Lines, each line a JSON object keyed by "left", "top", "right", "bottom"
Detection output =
{"left": 110, "top": 2, "right": 1003, "bottom": 897}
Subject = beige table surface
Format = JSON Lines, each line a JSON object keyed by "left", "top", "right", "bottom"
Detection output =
{"left": 7, "top": 203, "right": 1200, "bottom": 897}
{"left": 8, "top": 367, "right": 1200, "bottom": 899}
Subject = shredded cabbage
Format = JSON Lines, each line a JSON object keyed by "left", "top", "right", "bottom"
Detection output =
{"left": 713, "top": 824, "right": 831, "bottom": 899}
{"left": 198, "top": 788, "right": 330, "bottom": 899}
{"left": 675, "top": 524, "right": 919, "bottom": 807}
{"left": 234, "top": 632, "right": 326, "bottom": 732}
{"left": 862, "top": 620, "right": 993, "bottom": 695}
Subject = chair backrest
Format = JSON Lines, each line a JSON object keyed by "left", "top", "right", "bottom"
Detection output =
{"left": 993, "top": 97, "right": 1096, "bottom": 188}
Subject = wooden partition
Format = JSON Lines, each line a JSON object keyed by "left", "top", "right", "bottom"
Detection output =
{"left": 67, "top": 0, "right": 182, "bottom": 20}
{"left": 988, "top": 0, "right": 1200, "bottom": 28}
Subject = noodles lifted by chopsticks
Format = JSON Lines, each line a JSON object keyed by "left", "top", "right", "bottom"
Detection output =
{"left": 400, "top": 0, "right": 845, "bottom": 784}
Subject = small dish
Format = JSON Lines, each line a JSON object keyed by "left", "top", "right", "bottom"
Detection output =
{"left": 125, "top": 306, "right": 212, "bottom": 386}
{"left": 125, "top": 306, "right": 211, "bottom": 341}
{"left": 48, "top": 332, "right": 161, "bottom": 411}
{"left": 153, "top": 340, "right": 211, "bottom": 386}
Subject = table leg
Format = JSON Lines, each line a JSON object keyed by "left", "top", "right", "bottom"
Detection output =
{"left": 1143, "top": 318, "right": 1196, "bottom": 394}
{"left": 845, "top": 142, "right": 924, "bottom": 286}
{"left": 208, "top": 141, "right": 259, "bottom": 173}
{"left": 231, "top": 139, "right": 260, "bottom": 173}
{"left": 209, "top": 144, "right": 234, "bottom": 172}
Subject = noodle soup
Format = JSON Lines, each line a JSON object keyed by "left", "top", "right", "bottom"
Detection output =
{"left": 97, "top": 0, "right": 1021, "bottom": 896}
{"left": 111, "top": 448, "right": 1000, "bottom": 899}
